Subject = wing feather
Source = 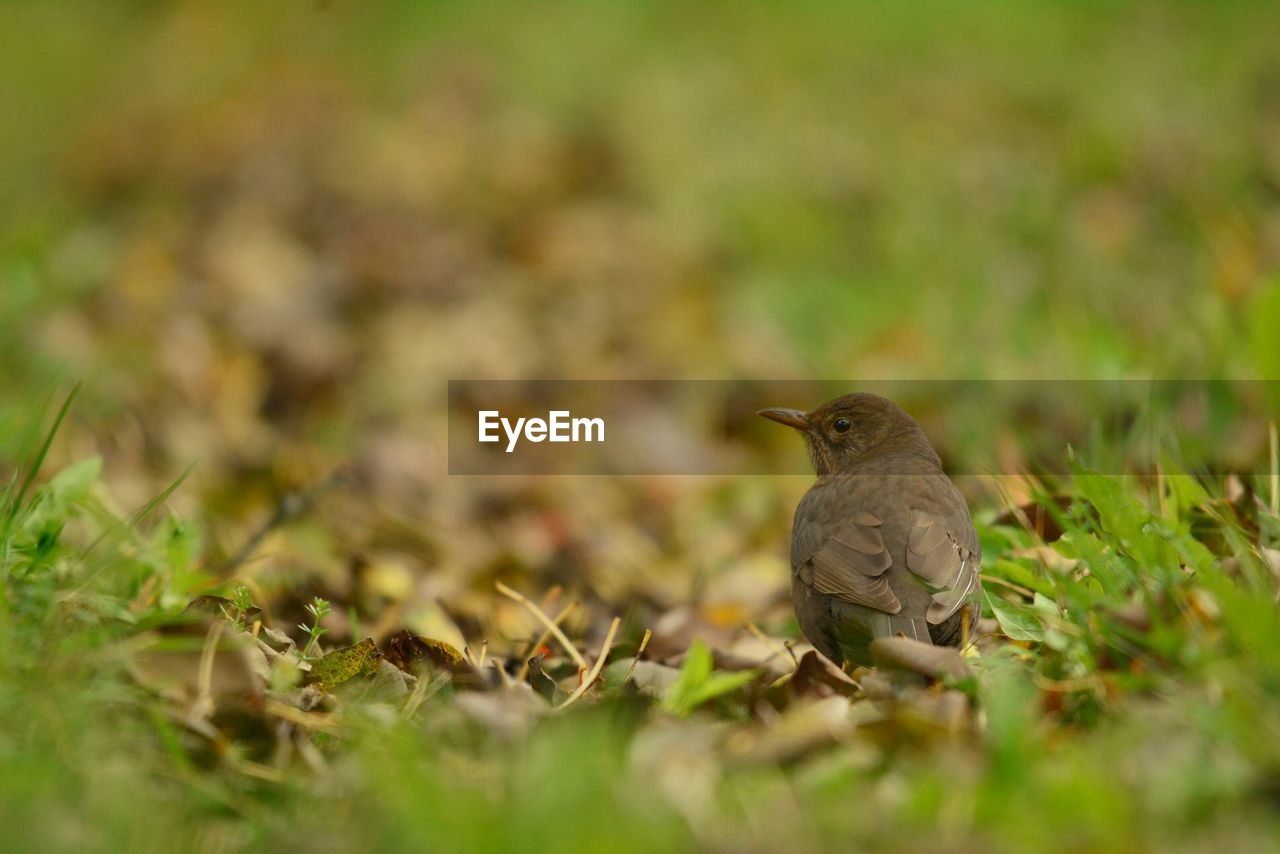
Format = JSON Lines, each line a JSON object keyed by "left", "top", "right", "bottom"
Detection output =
{"left": 907, "top": 510, "right": 980, "bottom": 624}
{"left": 800, "top": 515, "right": 901, "bottom": 614}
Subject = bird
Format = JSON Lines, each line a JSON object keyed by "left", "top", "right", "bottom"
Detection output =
{"left": 759, "top": 393, "right": 980, "bottom": 668}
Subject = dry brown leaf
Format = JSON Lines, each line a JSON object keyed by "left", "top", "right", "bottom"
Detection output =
{"left": 382, "top": 629, "right": 466, "bottom": 675}
{"left": 605, "top": 658, "right": 681, "bottom": 696}
{"left": 869, "top": 637, "right": 972, "bottom": 682}
{"left": 729, "top": 696, "right": 858, "bottom": 767}
{"left": 789, "top": 651, "right": 860, "bottom": 700}
{"left": 454, "top": 685, "right": 548, "bottom": 738}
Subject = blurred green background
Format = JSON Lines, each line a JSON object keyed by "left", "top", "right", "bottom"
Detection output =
{"left": 6, "top": 3, "right": 1280, "bottom": 384}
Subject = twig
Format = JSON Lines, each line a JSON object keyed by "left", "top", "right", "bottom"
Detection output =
{"left": 403, "top": 671, "right": 450, "bottom": 718}
{"left": 620, "top": 628, "right": 652, "bottom": 685}
{"left": 516, "top": 599, "right": 579, "bottom": 682}
{"left": 195, "top": 619, "right": 226, "bottom": 720}
{"left": 993, "top": 477, "right": 1043, "bottom": 542}
{"left": 491, "top": 659, "right": 516, "bottom": 688}
{"left": 263, "top": 700, "right": 341, "bottom": 733}
{"left": 294, "top": 731, "right": 331, "bottom": 775}
{"left": 747, "top": 622, "right": 797, "bottom": 671}
{"left": 402, "top": 672, "right": 432, "bottom": 718}
{"left": 495, "top": 581, "right": 588, "bottom": 670}
{"left": 1031, "top": 671, "right": 1102, "bottom": 693}
{"left": 234, "top": 760, "right": 286, "bottom": 783}
{"left": 218, "top": 466, "right": 348, "bottom": 575}
{"left": 556, "top": 617, "right": 620, "bottom": 710}
{"left": 538, "top": 585, "right": 564, "bottom": 612}
{"left": 980, "top": 573, "right": 1036, "bottom": 599}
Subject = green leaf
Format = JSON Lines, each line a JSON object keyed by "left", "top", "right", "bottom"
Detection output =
{"left": 13, "top": 459, "right": 101, "bottom": 550}
{"left": 1076, "top": 473, "right": 1178, "bottom": 571}
{"left": 48, "top": 456, "right": 101, "bottom": 501}
{"left": 662, "top": 639, "right": 758, "bottom": 716}
{"left": 1055, "top": 525, "right": 1135, "bottom": 593}
{"left": 986, "top": 592, "right": 1045, "bottom": 642}
{"left": 1076, "top": 475, "right": 1147, "bottom": 548}
{"left": 3, "top": 383, "right": 79, "bottom": 528}
{"left": 161, "top": 512, "right": 201, "bottom": 578}
{"left": 1163, "top": 473, "right": 1209, "bottom": 519}
{"left": 989, "top": 558, "right": 1055, "bottom": 597}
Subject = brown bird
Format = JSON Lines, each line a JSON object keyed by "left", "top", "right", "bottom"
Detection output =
{"left": 760, "top": 393, "right": 980, "bottom": 667}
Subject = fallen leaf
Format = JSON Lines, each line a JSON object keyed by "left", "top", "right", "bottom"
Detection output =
{"left": 309, "top": 638, "right": 383, "bottom": 691}
{"left": 382, "top": 629, "right": 466, "bottom": 675}
{"left": 527, "top": 655, "right": 569, "bottom": 703}
{"left": 335, "top": 660, "right": 415, "bottom": 704}
{"left": 868, "top": 637, "right": 972, "bottom": 681}
{"left": 455, "top": 685, "right": 548, "bottom": 738}
{"left": 728, "top": 696, "right": 856, "bottom": 767}
{"left": 789, "top": 651, "right": 859, "bottom": 699}
{"left": 604, "top": 658, "right": 681, "bottom": 696}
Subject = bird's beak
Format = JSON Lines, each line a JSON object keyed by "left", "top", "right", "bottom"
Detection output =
{"left": 757, "top": 407, "right": 810, "bottom": 432}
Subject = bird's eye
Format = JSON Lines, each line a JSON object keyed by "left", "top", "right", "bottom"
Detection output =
{"left": 833, "top": 418, "right": 852, "bottom": 433}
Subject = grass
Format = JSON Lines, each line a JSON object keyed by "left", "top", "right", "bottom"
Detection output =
{"left": 2, "top": 395, "right": 1280, "bottom": 851}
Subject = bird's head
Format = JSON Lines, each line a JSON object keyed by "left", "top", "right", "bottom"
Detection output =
{"left": 758, "top": 392, "right": 937, "bottom": 476}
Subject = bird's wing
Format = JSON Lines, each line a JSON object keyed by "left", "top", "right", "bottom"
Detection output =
{"left": 795, "top": 511, "right": 902, "bottom": 614}
{"left": 906, "top": 508, "right": 981, "bottom": 625}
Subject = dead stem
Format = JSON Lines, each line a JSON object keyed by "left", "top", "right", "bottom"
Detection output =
{"left": 264, "top": 700, "right": 341, "bottom": 733}
{"left": 495, "top": 580, "right": 588, "bottom": 670}
{"left": 556, "top": 617, "right": 620, "bottom": 710}
{"left": 403, "top": 671, "right": 451, "bottom": 718}
{"left": 218, "top": 466, "right": 348, "bottom": 575}
{"left": 1032, "top": 671, "right": 1103, "bottom": 693}
{"left": 747, "top": 622, "right": 797, "bottom": 671}
{"left": 980, "top": 573, "right": 1036, "bottom": 599}
{"left": 620, "top": 628, "right": 652, "bottom": 685}
{"left": 516, "top": 599, "right": 579, "bottom": 682}
{"left": 491, "top": 659, "right": 516, "bottom": 687}
{"left": 195, "top": 620, "right": 226, "bottom": 720}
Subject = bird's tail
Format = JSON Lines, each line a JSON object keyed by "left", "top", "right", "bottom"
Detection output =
{"left": 832, "top": 610, "right": 933, "bottom": 667}
{"left": 870, "top": 613, "right": 932, "bottom": 644}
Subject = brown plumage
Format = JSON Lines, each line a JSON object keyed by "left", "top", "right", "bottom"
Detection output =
{"left": 760, "top": 393, "right": 980, "bottom": 667}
